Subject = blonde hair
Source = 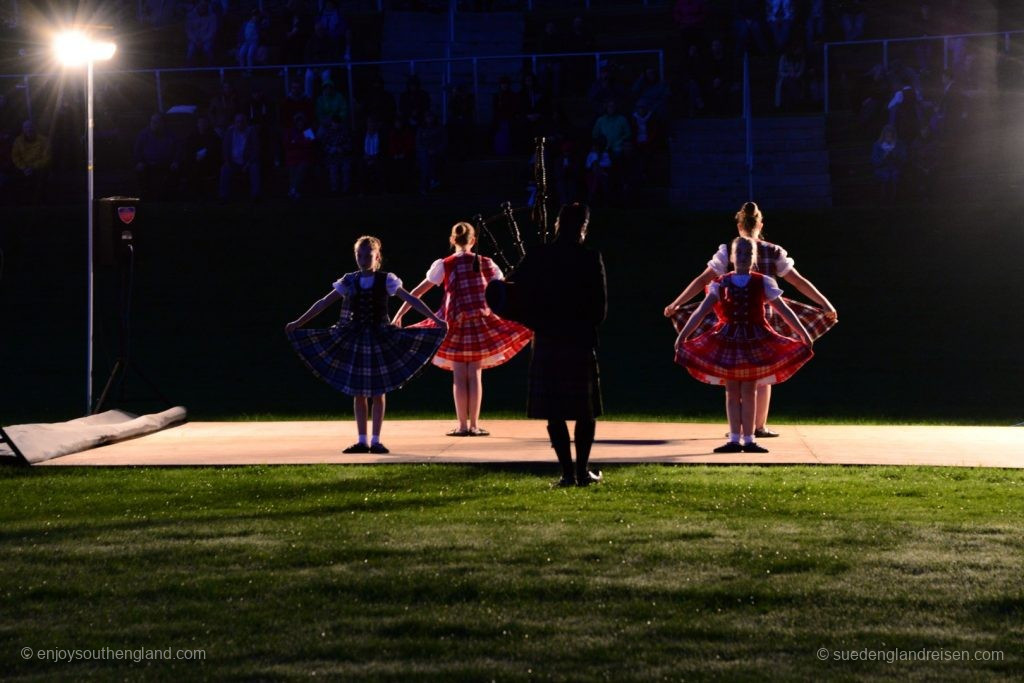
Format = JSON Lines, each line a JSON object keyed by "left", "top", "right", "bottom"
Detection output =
{"left": 449, "top": 221, "right": 475, "bottom": 249}
{"left": 353, "top": 235, "right": 383, "bottom": 270}
{"left": 730, "top": 236, "right": 757, "bottom": 270}
{"left": 734, "top": 201, "right": 763, "bottom": 238}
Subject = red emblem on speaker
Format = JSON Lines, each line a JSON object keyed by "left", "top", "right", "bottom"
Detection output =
{"left": 117, "top": 206, "right": 136, "bottom": 225}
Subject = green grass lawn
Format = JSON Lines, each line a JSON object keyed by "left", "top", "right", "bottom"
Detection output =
{"left": 2, "top": 465, "right": 1021, "bottom": 680}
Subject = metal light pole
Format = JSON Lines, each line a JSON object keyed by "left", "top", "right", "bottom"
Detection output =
{"left": 54, "top": 31, "right": 116, "bottom": 414}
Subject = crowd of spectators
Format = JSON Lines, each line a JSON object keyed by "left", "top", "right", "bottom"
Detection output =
{"left": 0, "top": 1, "right": 1020, "bottom": 206}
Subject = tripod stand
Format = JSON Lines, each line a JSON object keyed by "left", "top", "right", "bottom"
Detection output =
{"left": 93, "top": 241, "right": 170, "bottom": 414}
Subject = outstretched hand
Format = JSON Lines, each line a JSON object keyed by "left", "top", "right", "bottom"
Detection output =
{"left": 284, "top": 321, "right": 300, "bottom": 334}
{"left": 663, "top": 304, "right": 678, "bottom": 318}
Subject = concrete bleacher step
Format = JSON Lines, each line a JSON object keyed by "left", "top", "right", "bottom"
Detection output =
{"left": 379, "top": 11, "right": 526, "bottom": 122}
{"left": 670, "top": 115, "right": 832, "bottom": 209}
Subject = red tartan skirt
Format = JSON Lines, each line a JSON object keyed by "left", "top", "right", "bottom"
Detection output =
{"left": 411, "top": 310, "right": 532, "bottom": 370}
{"left": 671, "top": 297, "right": 837, "bottom": 341}
{"left": 675, "top": 320, "right": 813, "bottom": 386}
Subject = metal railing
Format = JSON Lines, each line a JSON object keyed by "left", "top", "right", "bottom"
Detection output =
{"left": 824, "top": 29, "right": 1024, "bottom": 114}
{"left": 2, "top": 48, "right": 663, "bottom": 128}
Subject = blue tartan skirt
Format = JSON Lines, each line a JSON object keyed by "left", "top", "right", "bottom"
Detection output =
{"left": 287, "top": 321, "right": 446, "bottom": 397}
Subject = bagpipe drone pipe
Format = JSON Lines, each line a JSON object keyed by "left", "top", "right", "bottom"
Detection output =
{"left": 481, "top": 137, "right": 554, "bottom": 330}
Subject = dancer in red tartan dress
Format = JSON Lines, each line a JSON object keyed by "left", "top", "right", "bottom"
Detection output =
{"left": 394, "top": 222, "right": 532, "bottom": 436}
{"left": 676, "top": 237, "right": 813, "bottom": 454}
{"left": 664, "top": 201, "right": 836, "bottom": 438}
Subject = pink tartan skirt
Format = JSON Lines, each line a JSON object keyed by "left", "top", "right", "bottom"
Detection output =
{"left": 675, "top": 321, "right": 813, "bottom": 386}
{"left": 410, "top": 310, "right": 532, "bottom": 370}
{"left": 671, "top": 297, "right": 837, "bottom": 341}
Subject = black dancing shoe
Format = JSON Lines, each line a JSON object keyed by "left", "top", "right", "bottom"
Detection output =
{"left": 368, "top": 442, "right": 390, "bottom": 454}
{"left": 754, "top": 428, "right": 780, "bottom": 438}
{"left": 342, "top": 442, "right": 370, "bottom": 454}
{"left": 553, "top": 476, "right": 576, "bottom": 488}
{"left": 576, "top": 470, "right": 603, "bottom": 487}
{"left": 713, "top": 442, "right": 743, "bottom": 453}
{"left": 741, "top": 442, "right": 769, "bottom": 453}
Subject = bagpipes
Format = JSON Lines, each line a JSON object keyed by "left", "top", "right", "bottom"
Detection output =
{"left": 480, "top": 137, "right": 553, "bottom": 327}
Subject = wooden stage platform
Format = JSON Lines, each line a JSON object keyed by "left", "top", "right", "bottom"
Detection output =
{"left": 39, "top": 420, "right": 1024, "bottom": 468}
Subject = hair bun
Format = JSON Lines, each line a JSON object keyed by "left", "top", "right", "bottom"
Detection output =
{"left": 743, "top": 201, "right": 758, "bottom": 215}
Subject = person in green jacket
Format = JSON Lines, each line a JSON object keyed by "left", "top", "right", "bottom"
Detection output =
{"left": 591, "top": 99, "right": 631, "bottom": 159}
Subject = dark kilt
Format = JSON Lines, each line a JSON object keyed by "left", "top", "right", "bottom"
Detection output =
{"left": 288, "top": 322, "right": 446, "bottom": 397}
{"left": 527, "top": 335, "right": 603, "bottom": 420}
{"left": 671, "top": 297, "right": 837, "bottom": 341}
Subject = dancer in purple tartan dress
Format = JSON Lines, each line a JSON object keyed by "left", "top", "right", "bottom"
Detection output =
{"left": 285, "top": 235, "right": 447, "bottom": 454}
{"left": 664, "top": 201, "right": 836, "bottom": 438}
{"left": 676, "top": 237, "right": 814, "bottom": 454}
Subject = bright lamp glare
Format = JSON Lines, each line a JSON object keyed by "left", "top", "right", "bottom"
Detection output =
{"left": 53, "top": 30, "right": 117, "bottom": 66}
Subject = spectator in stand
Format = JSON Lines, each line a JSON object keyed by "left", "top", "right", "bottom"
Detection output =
{"left": 316, "top": 81, "right": 348, "bottom": 134}
{"left": 280, "top": 79, "right": 315, "bottom": 133}
{"left": 707, "top": 37, "right": 738, "bottom": 115}
{"left": 303, "top": 21, "right": 342, "bottom": 100}
{"left": 491, "top": 75, "right": 519, "bottom": 156}
{"left": 587, "top": 67, "right": 625, "bottom": 115}
{"left": 537, "top": 20, "right": 564, "bottom": 97}
{"left": 910, "top": 123, "right": 939, "bottom": 198}
{"left": 933, "top": 69, "right": 967, "bottom": 136}
{"left": 553, "top": 139, "right": 581, "bottom": 205}
{"left": 361, "top": 75, "right": 397, "bottom": 130}
{"left": 591, "top": 99, "right": 631, "bottom": 161}
{"left": 673, "top": 0, "right": 709, "bottom": 49}
{"left": 219, "top": 112, "right": 261, "bottom": 200}
{"left": 839, "top": 0, "right": 865, "bottom": 42}
{"left": 584, "top": 136, "right": 612, "bottom": 203}
{"left": 183, "top": 114, "right": 221, "bottom": 198}
{"left": 563, "top": 16, "right": 596, "bottom": 96}
{"left": 246, "top": 85, "right": 278, "bottom": 168}
{"left": 629, "top": 98, "right": 661, "bottom": 185}
{"left": 734, "top": 0, "right": 769, "bottom": 57}
{"left": 321, "top": 114, "right": 353, "bottom": 195}
{"left": 358, "top": 116, "right": 387, "bottom": 195}
{"left": 283, "top": 112, "right": 316, "bottom": 200}
{"left": 318, "top": 0, "right": 352, "bottom": 61}
{"left": 388, "top": 116, "right": 416, "bottom": 193}
{"left": 10, "top": 119, "right": 50, "bottom": 204}
{"left": 675, "top": 42, "right": 707, "bottom": 116}
{"left": 774, "top": 41, "right": 805, "bottom": 110}
{"left": 887, "top": 76, "right": 921, "bottom": 143}
{"left": 208, "top": 81, "right": 239, "bottom": 137}
{"left": 871, "top": 124, "right": 906, "bottom": 203}
{"left": 398, "top": 74, "right": 431, "bottom": 129}
{"left": 631, "top": 66, "right": 670, "bottom": 120}
{"left": 519, "top": 71, "right": 549, "bottom": 147}
{"left": 185, "top": 1, "right": 218, "bottom": 67}
{"left": 236, "top": 9, "right": 265, "bottom": 70}
{"left": 447, "top": 82, "right": 475, "bottom": 161}
{"left": 805, "top": 0, "right": 826, "bottom": 47}
{"left": 765, "top": 0, "right": 795, "bottom": 52}
{"left": 134, "top": 113, "right": 180, "bottom": 200}
{"left": 415, "top": 109, "right": 446, "bottom": 194}
{"left": 281, "top": 0, "right": 313, "bottom": 66}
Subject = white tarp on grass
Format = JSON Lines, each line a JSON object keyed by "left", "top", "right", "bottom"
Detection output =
{"left": 1, "top": 407, "right": 187, "bottom": 464}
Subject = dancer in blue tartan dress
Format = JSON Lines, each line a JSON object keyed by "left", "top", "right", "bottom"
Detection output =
{"left": 286, "top": 235, "right": 447, "bottom": 454}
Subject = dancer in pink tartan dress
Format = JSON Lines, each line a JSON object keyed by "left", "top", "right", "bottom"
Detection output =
{"left": 675, "top": 236, "right": 814, "bottom": 454}
{"left": 393, "top": 221, "right": 533, "bottom": 436}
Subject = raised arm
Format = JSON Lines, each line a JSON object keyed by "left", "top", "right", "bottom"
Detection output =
{"left": 675, "top": 293, "right": 718, "bottom": 344}
{"left": 769, "top": 296, "right": 813, "bottom": 348}
{"left": 664, "top": 267, "right": 717, "bottom": 317}
{"left": 396, "top": 287, "right": 446, "bottom": 327}
{"left": 285, "top": 289, "right": 342, "bottom": 333}
{"left": 392, "top": 278, "right": 435, "bottom": 325}
{"left": 780, "top": 267, "right": 837, "bottom": 319}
